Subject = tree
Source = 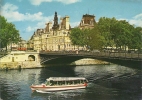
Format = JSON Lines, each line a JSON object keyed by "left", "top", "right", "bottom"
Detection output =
{"left": 84, "top": 25, "right": 103, "bottom": 50}
{"left": 70, "top": 25, "right": 103, "bottom": 50}
{"left": 70, "top": 27, "right": 85, "bottom": 47}
{"left": 98, "top": 17, "right": 116, "bottom": 49}
{"left": 70, "top": 17, "right": 142, "bottom": 52}
{"left": 98, "top": 17, "right": 141, "bottom": 52}
{"left": 129, "top": 27, "right": 142, "bottom": 51}
{"left": 0, "top": 15, "right": 20, "bottom": 50}
{"left": 0, "top": 16, "right": 7, "bottom": 48}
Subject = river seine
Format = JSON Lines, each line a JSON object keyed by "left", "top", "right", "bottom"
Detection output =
{"left": 0, "top": 64, "right": 141, "bottom": 100}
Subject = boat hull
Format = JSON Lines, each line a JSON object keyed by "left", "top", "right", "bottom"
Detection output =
{"left": 31, "top": 84, "right": 87, "bottom": 92}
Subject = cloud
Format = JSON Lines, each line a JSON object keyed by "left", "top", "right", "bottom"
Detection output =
{"left": 17, "top": 0, "right": 22, "bottom": 2}
{"left": 26, "top": 26, "right": 34, "bottom": 32}
{"left": 1, "top": 3, "right": 55, "bottom": 40}
{"left": 70, "top": 21, "right": 80, "bottom": 28}
{"left": 117, "top": 13, "right": 142, "bottom": 27}
{"left": 25, "top": 12, "right": 44, "bottom": 21}
{"left": 29, "top": 0, "right": 81, "bottom": 5}
{"left": 29, "top": 0, "right": 52, "bottom": 6}
{"left": 56, "top": 0, "right": 82, "bottom": 4}
{"left": 129, "top": 13, "right": 142, "bottom": 27}
{"left": 25, "top": 22, "right": 45, "bottom": 33}
{"left": 1, "top": 3, "right": 53, "bottom": 22}
{"left": 1, "top": 3, "right": 25, "bottom": 21}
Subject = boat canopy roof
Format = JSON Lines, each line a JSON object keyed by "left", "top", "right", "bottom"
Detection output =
{"left": 47, "top": 77, "right": 86, "bottom": 81}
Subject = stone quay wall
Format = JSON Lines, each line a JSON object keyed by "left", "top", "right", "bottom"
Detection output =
{"left": 0, "top": 61, "right": 42, "bottom": 70}
{"left": 0, "top": 59, "right": 109, "bottom": 70}
{"left": 0, "top": 51, "right": 42, "bottom": 70}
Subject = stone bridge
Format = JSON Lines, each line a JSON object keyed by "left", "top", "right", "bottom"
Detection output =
{"left": 39, "top": 51, "right": 142, "bottom": 69}
{"left": 0, "top": 51, "right": 141, "bottom": 70}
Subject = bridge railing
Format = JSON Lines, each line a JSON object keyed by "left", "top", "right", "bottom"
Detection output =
{"left": 91, "top": 52, "right": 142, "bottom": 60}
{"left": 39, "top": 51, "right": 142, "bottom": 60}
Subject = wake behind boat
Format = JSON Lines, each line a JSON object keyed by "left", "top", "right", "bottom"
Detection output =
{"left": 30, "top": 77, "right": 88, "bottom": 93}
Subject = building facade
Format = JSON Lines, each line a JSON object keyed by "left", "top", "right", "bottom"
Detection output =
{"left": 28, "top": 12, "right": 97, "bottom": 52}
{"left": 79, "top": 14, "right": 96, "bottom": 29}
{"left": 28, "top": 12, "right": 76, "bottom": 51}
{"left": 7, "top": 37, "right": 27, "bottom": 51}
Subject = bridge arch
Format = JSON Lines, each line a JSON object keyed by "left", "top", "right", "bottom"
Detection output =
{"left": 28, "top": 55, "right": 35, "bottom": 61}
{"left": 39, "top": 53, "right": 141, "bottom": 69}
{"left": 40, "top": 55, "right": 97, "bottom": 65}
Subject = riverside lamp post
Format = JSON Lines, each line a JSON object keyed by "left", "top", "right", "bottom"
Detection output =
{"left": 63, "top": 32, "right": 66, "bottom": 51}
{"left": 19, "top": 37, "right": 22, "bottom": 51}
{"left": 39, "top": 34, "right": 42, "bottom": 51}
{"left": 0, "top": 39, "right": 1, "bottom": 52}
{"left": 46, "top": 37, "right": 47, "bottom": 51}
{"left": 9, "top": 38, "right": 13, "bottom": 51}
{"left": 27, "top": 42, "right": 29, "bottom": 51}
{"left": 11, "top": 40, "right": 12, "bottom": 51}
{"left": 32, "top": 43, "right": 34, "bottom": 50}
{"left": 0, "top": 39, "right": 1, "bottom": 48}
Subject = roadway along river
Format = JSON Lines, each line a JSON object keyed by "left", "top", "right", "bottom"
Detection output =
{"left": 0, "top": 64, "right": 141, "bottom": 100}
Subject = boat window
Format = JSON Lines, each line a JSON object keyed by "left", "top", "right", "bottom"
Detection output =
{"left": 66, "top": 81, "right": 71, "bottom": 85}
{"left": 74, "top": 80, "right": 77, "bottom": 84}
{"left": 47, "top": 78, "right": 87, "bottom": 85}
{"left": 50, "top": 80, "right": 54, "bottom": 86}
{"left": 61, "top": 81, "right": 65, "bottom": 85}
{"left": 46, "top": 81, "right": 50, "bottom": 85}
{"left": 70, "top": 81, "right": 74, "bottom": 85}
{"left": 81, "top": 80, "right": 84, "bottom": 83}
{"left": 51, "top": 81, "right": 58, "bottom": 86}
{"left": 58, "top": 81, "right": 62, "bottom": 85}
{"left": 74, "top": 80, "right": 80, "bottom": 84}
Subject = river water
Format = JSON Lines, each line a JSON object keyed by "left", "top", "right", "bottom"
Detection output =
{"left": 0, "top": 64, "right": 141, "bottom": 100}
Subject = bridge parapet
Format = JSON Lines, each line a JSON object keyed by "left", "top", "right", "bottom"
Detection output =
{"left": 40, "top": 51, "right": 142, "bottom": 61}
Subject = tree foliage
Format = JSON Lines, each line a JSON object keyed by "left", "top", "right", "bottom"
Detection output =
{"left": 130, "top": 27, "right": 142, "bottom": 50}
{"left": 70, "top": 25, "right": 103, "bottom": 50}
{"left": 69, "top": 16, "right": 142, "bottom": 51}
{"left": 0, "top": 15, "right": 20, "bottom": 48}
{"left": 98, "top": 17, "right": 142, "bottom": 51}
{"left": 84, "top": 25, "right": 103, "bottom": 50}
{"left": 69, "top": 27, "right": 85, "bottom": 46}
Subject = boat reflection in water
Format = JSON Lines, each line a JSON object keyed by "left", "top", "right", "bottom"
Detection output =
{"left": 30, "top": 77, "right": 88, "bottom": 93}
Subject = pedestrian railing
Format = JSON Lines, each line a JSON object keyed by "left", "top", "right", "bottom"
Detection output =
{"left": 39, "top": 51, "right": 142, "bottom": 61}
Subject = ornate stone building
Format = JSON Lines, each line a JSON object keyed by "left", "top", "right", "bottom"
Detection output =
{"left": 28, "top": 12, "right": 75, "bottom": 51}
{"left": 28, "top": 13, "right": 97, "bottom": 51}
{"left": 79, "top": 14, "right": 96, "bottom": 29}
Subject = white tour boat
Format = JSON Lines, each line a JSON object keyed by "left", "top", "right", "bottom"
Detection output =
{"left": 30, "top": 77, "right": 88, "bottom": 92}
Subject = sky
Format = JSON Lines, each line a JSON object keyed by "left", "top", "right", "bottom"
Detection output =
{"left": 0, "top": 0, "right": 142, "bottom": 40}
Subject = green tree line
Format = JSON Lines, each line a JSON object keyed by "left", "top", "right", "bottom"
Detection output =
{"left": 0, "top": 15, "right": 20, "bottom": 50}
{"left": 70, "top": 17, "right": 142, "bottom": 52}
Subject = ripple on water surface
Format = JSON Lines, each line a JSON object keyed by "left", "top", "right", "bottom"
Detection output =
{"left": 0, "top": 64, "right": 141, "bottom": 100}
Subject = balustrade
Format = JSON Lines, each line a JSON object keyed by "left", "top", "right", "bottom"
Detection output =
{"left": 39, "top": 51, "right": 142, "bottom": 61}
